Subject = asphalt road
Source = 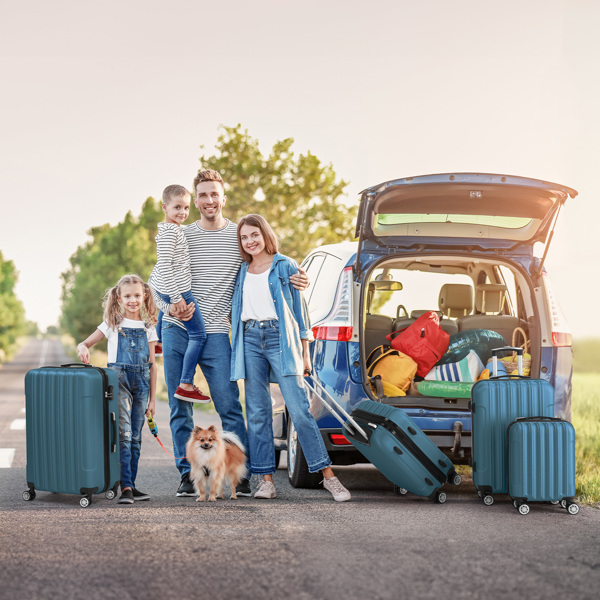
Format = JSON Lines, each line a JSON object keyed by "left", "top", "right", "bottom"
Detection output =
{"left": 1, "top": 339, "right": 599, "bottom": 600}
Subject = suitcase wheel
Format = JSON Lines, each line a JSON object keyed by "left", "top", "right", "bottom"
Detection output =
{"left": 22, "top": 490, "right": 36, "bottom": 502}
{"left": 105, "top": 489, "right": 116, "bottom": 500}
{"left": 560, "top": 499, "right": 567, "bottom": 509}
{"left": 550, "top": 500, "right": 560, "bottom": 505}
{"left": 451, "top": 473, "right": 462, "bottom": 486}
{"left": 79, "top": 496, "right": 92, "bottom": 508}
{"left": 393, "top": 486, "right": 408, "bottom": 496}
{"left": 567, "top": 503, "right": 580, "bottom": 515}
{"left": 482, "top": 494, "right": 494, "bottom": 506}
{"left": 518, "top": 503, "right": 530, "bottom": 515}
{"left": 435, "top": 491, "right": 447, "bottom": 504}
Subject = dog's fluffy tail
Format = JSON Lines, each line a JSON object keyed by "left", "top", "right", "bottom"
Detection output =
{"left": 222, "top": 431, "right": 246, "bottom": 454}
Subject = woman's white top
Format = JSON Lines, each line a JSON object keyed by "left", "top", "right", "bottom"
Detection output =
{"left": 241, "top": 270, "right": 278, "bottom": 322}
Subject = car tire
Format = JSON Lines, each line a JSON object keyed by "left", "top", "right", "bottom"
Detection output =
{"left": 287, "top": 418, "right": 321, "bottom": 489}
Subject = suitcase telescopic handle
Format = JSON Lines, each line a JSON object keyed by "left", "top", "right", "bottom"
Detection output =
{"left": 304, "top": 378, "right": 369, "bottom": 442}
{"left": 491, "top": 346, "right": 524, "bottom": 377}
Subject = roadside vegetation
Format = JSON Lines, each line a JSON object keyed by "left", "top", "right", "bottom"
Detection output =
{"left": 59, "top": 124, "right": 354, "bottom": 344}
{"left": 572, "top": 339, "right": 600, "bottom": 505}
{"left": 0, "top": 250, "right": 29, "bottom": 364}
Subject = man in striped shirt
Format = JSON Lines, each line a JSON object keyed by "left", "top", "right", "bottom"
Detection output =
{"left": 150, "top": 169, "right": 308, "bottom": 498}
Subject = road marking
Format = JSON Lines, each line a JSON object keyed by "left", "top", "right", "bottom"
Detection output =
{"left": 10, "top": 419, "right": 26, "bottom": 430}
{"left": 38, "top": 338, "right": 49, "bottom": 367}
{"left": 0, "top": 449, "right": 16, "bottom": 468}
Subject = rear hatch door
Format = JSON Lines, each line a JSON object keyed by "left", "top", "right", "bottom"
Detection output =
{"left": 355, "top": 173, "right": 577, "bottom": 269}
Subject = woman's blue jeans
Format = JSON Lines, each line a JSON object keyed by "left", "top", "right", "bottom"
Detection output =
{"left": 243, "top": 319, "right": 331, "bottom": 475}
{"left": 156, "top": 290, "right": 207, "bottom": 384}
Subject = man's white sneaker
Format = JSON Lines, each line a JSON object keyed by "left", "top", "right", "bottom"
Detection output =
{"left": 323, "top": 476, "right": 351, "bottom": 502}
{"left": 254, "top": 480, "right": 277, "bottom": 499}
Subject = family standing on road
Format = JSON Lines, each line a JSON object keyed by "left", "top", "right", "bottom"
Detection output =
{"left": 78, "top": 169, "right": 351, "bottom": 505}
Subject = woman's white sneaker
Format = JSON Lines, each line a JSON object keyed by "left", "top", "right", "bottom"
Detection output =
{"left": 323, "top": 476, "right": 351, "bottom": 502}
{"left": 254, "top": 480, "right": 277, "bottom": 499}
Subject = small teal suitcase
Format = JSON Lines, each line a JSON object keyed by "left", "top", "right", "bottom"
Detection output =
{"left": 344, "top": 400, "right": 462, "bottom": 503}
{"left": 470, "top": 347, "right": 554, "bottom": 506}
{"left": 507, "top": 417, "right": 579, "bottom": 515}
{"left": 23, "top": 363, "right": 120, "bottom": 507}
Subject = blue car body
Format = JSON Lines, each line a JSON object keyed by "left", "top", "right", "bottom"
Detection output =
{"left": 278, "top": 173, "right": 577, "bottom": 486}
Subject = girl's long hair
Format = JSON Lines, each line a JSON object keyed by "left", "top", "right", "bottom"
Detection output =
{"left": 102, "top": 274, "right": 158, "bottom": 330}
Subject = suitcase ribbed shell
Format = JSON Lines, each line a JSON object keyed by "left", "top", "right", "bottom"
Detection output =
{"left": 345, "top": 400, "right": 457, "bottom": 498}
{"left": 508, "top": 419, "right": 576, "bottom": 501}
{"left": 25, "top": 366, "right": 120, "bottom": 496}
{"left": 471, "top": 378, "right": 554, "bottom": 495}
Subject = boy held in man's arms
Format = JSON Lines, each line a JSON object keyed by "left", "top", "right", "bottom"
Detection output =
{"left": 152, "top": 184, "right": 210, "bottom": 403}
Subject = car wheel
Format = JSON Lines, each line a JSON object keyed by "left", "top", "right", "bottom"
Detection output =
{"left": 287, "top": 418, "right": 321, "bottom": 489}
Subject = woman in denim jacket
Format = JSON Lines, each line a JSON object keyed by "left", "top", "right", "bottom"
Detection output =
{"left": 230, "top": 214, "right": 351, "bottom": 502}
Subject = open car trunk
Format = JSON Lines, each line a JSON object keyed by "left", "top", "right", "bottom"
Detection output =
{"left": 360, "top": 252, "right": 538, "bottom": 412}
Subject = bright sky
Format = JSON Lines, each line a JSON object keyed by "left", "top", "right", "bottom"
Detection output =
{"left": 1, "top": 1, "right": 598, "bottom": 338}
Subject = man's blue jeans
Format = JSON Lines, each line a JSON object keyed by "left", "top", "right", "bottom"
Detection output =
{"left": 243, "top": 320, "right": 331, "bottom": 475}
{"left": 161, "top": 322, "right": 248, "bottom": 476}
{"left": 156, "top": 290, "right": 207, "bottom": 385}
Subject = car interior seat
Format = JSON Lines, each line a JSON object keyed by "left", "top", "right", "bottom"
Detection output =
{"left": 456, "top": 283, "right": 519, "bottom": 343}
{"left": 438, "top": 283, "right": 474, "bottom": 337}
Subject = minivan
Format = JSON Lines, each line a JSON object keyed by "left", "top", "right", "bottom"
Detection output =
{"left": 274, "top": 172, "right": 577, "bottom": 488}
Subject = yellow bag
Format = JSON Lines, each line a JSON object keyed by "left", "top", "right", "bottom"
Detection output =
{"left": 366, "top": 345, "right": 418, "bottom": 392}
{"left": 369, "top": 375, "right": 406, "bottom": 398}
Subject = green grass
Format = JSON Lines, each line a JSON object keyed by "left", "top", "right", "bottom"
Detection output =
{"left": 572, "top": 373, "right": 600, "bottom": 505}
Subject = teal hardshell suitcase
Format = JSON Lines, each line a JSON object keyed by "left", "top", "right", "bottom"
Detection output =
{"left": 23, "top": 364, "right": 120, "bottom": 507}
{"left": 470, "top": 347, "right": 554, "bottom": 506}
{"left": 344, "top": 400, "right": 462, "bottom": 503}
{"left": 507, "top": 417, "right": 579, "bottom": 515}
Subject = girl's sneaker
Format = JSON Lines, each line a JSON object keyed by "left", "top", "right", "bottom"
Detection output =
{"left": 174, "top": 386, "right": 211, "bottom": 403}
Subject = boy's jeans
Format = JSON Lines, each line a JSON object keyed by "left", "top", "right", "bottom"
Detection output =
{"left": 156, "top": 290, "right": 207, "bottom": 384}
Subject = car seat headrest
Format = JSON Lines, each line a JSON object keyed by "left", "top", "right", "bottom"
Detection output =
{"left": 475, "top": 283, "right": 507, "bottom": 314}
{"left": 438, "top": 284, "right": 474, "bottom": 317}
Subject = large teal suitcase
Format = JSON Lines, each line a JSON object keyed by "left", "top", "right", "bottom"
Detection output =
{"left": 470, "top": 348, "right": 554, "bottom": 506}
{"left": 23, "top": 364, "right": 120, "bottom": 507}
{"left": 507, "top": 417, "right": 579, "bottom": 515}
{"left": 343, "top": 400, "right": 462, "bottom": 502}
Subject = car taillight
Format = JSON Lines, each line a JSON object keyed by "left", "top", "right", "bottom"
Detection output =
{"left": 312, "top": 266, "right": 354, "bottom": 342}
{"left": 329, "top": 433, "right": 352, "bottom": 446}
{"left": 543, "top": 272, "right": 572, "bottom": 347}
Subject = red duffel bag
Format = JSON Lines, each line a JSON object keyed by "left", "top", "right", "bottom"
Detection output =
{"left": 386, "top": 311, "right": 450, "bottom": 377}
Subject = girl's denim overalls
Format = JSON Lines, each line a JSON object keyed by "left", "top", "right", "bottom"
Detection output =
{"left": 108, "top": 326, "right": 151, "bottom": 490}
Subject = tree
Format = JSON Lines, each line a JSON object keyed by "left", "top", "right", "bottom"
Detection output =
{"left": 0, "top": 251, "right": 26, "bottom": 358}
{"left": 60, "top": 198, "right": 162, "bottom": 343}
{"left": 198, "top": 124, "right": 355, "bottom": 261}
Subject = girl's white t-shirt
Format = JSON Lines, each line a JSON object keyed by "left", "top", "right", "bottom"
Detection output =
{"left": 97, "top": 318, "right": 158, "bottom": 363}
{"left": 241, "top": 270, "right": 278, "bottom": 322}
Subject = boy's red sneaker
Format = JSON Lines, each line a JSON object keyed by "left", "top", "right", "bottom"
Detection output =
{"left": 154, "top": 343, "right": 163, "bottom": 358}
{"left": 174, "top": 386, "right": 211, "bottom": 404}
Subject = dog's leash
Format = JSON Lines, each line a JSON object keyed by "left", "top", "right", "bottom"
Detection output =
{"left": 147, "top": 416, "right": 187, "bottom": 460}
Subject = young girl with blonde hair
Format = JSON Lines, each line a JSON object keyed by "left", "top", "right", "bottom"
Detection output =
{"left": 77, "top": 274, "right": 158, "bottom": 505}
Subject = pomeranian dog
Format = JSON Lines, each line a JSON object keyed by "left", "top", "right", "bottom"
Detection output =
{"left": 186, "top": 425, "right": 247, "bottom": 502}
